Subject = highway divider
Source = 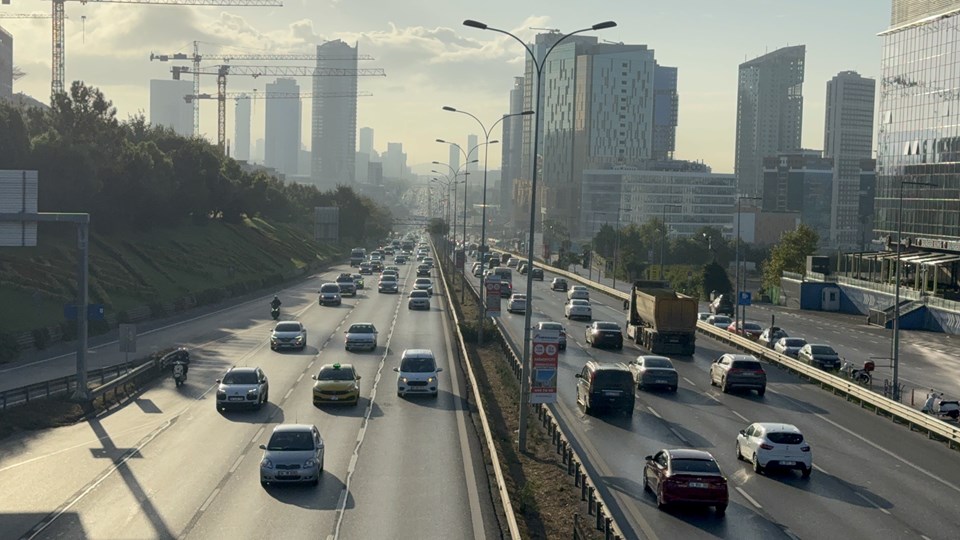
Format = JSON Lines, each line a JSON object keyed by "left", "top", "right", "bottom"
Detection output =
{"left": 497, "top": 251, "right": 960, "bottom": 452}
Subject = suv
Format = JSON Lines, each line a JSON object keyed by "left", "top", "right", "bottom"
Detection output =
{"left": 551, "top": 278, "right": 568, "bottom": 292}
{"left": 378, "top": 274, "right": 399, "bottom": 294}
{"left": 575, "top": 361, "right": 635, "bottom": 416}
{"left": 709, "top": 354, "right": 766, "bottom": 396}
{"left": 394, "top": 349, "right": 443, "bottom": 397}
{"left": 216, "top": 367, "right": 269, "bottom": 411}
{"left": 336, "top": 273, "right": 357, "bottom": 297}
{"left": 270, "top": 321, "right": 307, "bottom": 351}
{"left": 416, "top": 264, "right": 431, "bottom": 277}
{"left": 318, "top": 283, "right": 342, "bottom": 306}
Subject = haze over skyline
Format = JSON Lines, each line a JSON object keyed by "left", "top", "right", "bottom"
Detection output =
{"left": 3, "top": 0, "right": 889, "bottom": 174}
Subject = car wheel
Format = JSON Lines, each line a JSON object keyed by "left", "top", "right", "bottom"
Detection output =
{"left": 757, "top": 387, "right": 766, "bottom": 397}
{"left": 752, "top": 453, "right": 764, "bottom": 474}
{"left": 721, "top": 378, "right": 730, "bottom": 393}
{"left": 715, "top": 504, "right": 726, "bottom": 516}
{"left": 736, "top": 442, "right": 743, "bottom": 460}
{"left": 669, "top": 385, "right": 677, "bottom": 392}
{"left": 709, "top": 372, "right": 716, "bottom": 386}
{"left": 311, "top": 476, "right": 319, "bottom": 487}
{"left": 801, "top": 465, "right": 812, "bottom": 478}
{"left": 656, "top": 487, "right": 668, "bottom": 510}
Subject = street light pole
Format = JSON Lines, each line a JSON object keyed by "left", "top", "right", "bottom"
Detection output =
{"left": 892, "top": 180, "right": 936, "bottom": 401}
{"left": 734, "top": 196, "right": 761, "bottom": 330}
{"left": 464, "top": 17, "right": 617, "bottom": 453}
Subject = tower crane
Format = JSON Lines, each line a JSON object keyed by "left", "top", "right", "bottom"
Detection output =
{"left": 172, "top": 64, "right": 385, "bottom": 153}
{"left": 0, "top": 13, "right": 56, "bottom": 18}
{"left": 150, "top": 42, "right": 374, "bottom": 134}
{"left": 183, "top": 90, "right": 373, "bottom": 102}
{"left": 2, "top": 0, "right": 282, "bottom": 97}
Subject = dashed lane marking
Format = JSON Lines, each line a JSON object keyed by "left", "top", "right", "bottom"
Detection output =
{"left": 229, "top": 455, "right": 244, "bottom": 474}
{"left": 731, "top": 410, "right": 749, "bottom": 422}
{"left": 646, "top": 406, "right": 662, "bottom": 419}
{"left": 855, "top": 491, "right": 891, "bottom": 515}
{"left": 251, "top": 427, "right": 265, "bottom": 445}
{"left": 735, "top": 486, "right": 763, "bottom": 509}
{"left": 682, "top": 377, "right": 696, "bottom": 387}
{"left": 199, "top": 488, "right": 220, "bottom": 513}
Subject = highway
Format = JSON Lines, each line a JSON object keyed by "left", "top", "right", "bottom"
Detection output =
{"left": 471, "top": 258, "right": 960, "bottom": 540}
{"left": 0, "top": 260, "right": 497, "bottom": 539}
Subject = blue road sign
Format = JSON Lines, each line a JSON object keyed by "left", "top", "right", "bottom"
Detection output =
{"left": 738, "top": 291, "right": 752, "bottom": 306}
{"left": 64, "top": 304, "right": 105, "bottom": 320}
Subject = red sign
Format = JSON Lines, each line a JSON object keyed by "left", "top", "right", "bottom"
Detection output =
{"left": 485, "top": 274, "right": 501, "bottom": 317}
{"left": 530, "top": 328, "right": 559, "bottom": 404}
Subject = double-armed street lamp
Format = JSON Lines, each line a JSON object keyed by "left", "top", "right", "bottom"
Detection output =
{"left": 463, "top": 17, "right": 617, "bottom": 453}
{"left": 438, "top": 138, "right": 484, "bottom": 301}
{"left": 734, "top": 196, "right": 762, "bottom": 331}
{"left": 659, "top": 204, "right": 683, "bottom": 280}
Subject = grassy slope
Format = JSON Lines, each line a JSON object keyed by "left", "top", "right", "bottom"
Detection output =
{"left": 0, "top": 217, "right": 342, "bottom": 334}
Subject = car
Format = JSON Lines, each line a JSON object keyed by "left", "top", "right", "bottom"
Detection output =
{"left": 395, "top": 255, "right": 408, "bottom": 264}
{"left": 697, "top": 311, "right": 712, "bottom": 322}
{"left": 414, "top": 277, "right": 434, "bottom": 295}
{"left": 408, "top": 289, "right": 431, "bottom": 310}
{"left": 378, "top": 274, "right": 399, "bottom": 293}
{"left": 736, "top": 422, "right": 812, "bottom": 477}
{"left": 259, "top": 424, "right": 324, "bottom": 486}
{"left": 318, "top": 283, "right": 342, "bottom": 306}
{"left": 423, "top": 257, "right": 435, "bottom": 268}
{"left": 726, "top": 321, "right": 764, "bottom": 340}
{"left": 551, "top": 278, "right": 568, "bottom": 292}
{"left": 709, "top": 294, "right": 735, "bottom": 316}
{"left": 416, "top": 264, "right": 431, "bottom": 277}
{"left": 530, "top": 267, "right": 544, "bottom": 280}
{"left": 472, "top": 262, "right": 483, "bottom": 276}
{"left": 706, "top": 314, "right": 732, "bottom": 328}
{"left": 565, "top": 298, "right": 592, "bottom": 320}
{"left": 216, "top": 367, "right": 269, "bottom": 411}
{"left": 351, "top": 273, "right": 365, "bottom": 290}
{"left": 359, "top": 263, "right": 373, "bottom": 275}
{"left": 628, "top": 355, "right": 678, "bottom": 391}
{"left": 312, "top": 363, "right": 361, "bottom": 406}
{"left": 774, "top": 337, "right": 807, "bottom": 357}
{"left": 270, "top": 321, "right": 307, "bottom": 351}
{"left": 536, "top": 321, "right": 567, "bottom": 350}
{"left": 643, "top": 449, "right": 728, "bottom": 514}
{"left": 383, "top": 265, "right": 400, "bottom": 274}
{"left": 335, "top": 273, "right": 357, "bottom": 297}
{"left": 567, "top": 286, "right": 590, "bottom": 300}
{"left": 507, "top": 293, "right": 527, "bottom": 314}
{"left": 344, "top": 322, "right": 378, "bottom": 351}
{"left": 506, "top": 258, "right": 519, "bottom": 268}
{"left": 517, "top": 262, "right": 527, "bottom": 274}
{"left": 797, "top": 343, "right": 841, "bottom": 371}
{"left": 384, "top": 248, "right": 394, "bottom": 256}
{"left": 575, "top": 361, "right": 635, "bottom": 415}
{"left": 370, "top": 260, "right": 384, "bottom": 273}
{"left": 585, "top": 321, "right": 624, "bottom": 349}
{"left": 758, "top": 326, "right": 789, "bottom": 348}
{"left": 394, "top": 349, "right": 443, "bottom": 397}
{"left": 709, "top": 353, "right": 766, "bottom": 395}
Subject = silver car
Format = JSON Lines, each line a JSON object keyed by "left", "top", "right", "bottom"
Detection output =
{"left": 774, "top": 337, "right": 808, "bottom": 358}
{"left": 628, "top": 355, "right": 679, "bottom": 392}
{"left": 270, "top": 321, "right": 307, "bottom": 351}
{"left": 259, "top": 424, "right": 324, "bottom": 487}
{"left": 344, "top": 322, "right": 378, "bottom": 351}
{"left": 414, "top": 277, "right": 434, "bottom": 295}
{"left": 216, "top": 367, "right": 269, "bottom": 411}
{"left": 319, "top": 283, "right": 342, "bottom": 306}
{"left": 378, "top": 275, "right": 399, "bottom": 293}
{"left": 408, "top": 289, "right": 431, "bottom": 310}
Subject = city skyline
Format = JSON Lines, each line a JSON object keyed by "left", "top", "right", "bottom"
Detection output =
{"left": 1, "top": 1, "right": 888, "bottom": 173}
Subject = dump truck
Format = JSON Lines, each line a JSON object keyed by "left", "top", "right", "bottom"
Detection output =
{"left": 626, "top": 280, "right": 698, "bottom": 355}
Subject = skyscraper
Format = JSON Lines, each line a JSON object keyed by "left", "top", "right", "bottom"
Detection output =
{"left": 149, "top": 79, "right": 193, "bottom": 137}
{"left": 234, "top": 97, "right": 251, "bottom": 161}
{"left": 265, "top": 78, "right": 301, "bottom": 176}
{"left": 312, "top": 40, "right": 358, "bottom": 189}
{"left": 824, "top": 71, "right": 875, "bottom": 249}
{"left": 652, "top": 63, "right": 678, "bottom": 161}
{"left": 500, "top": 76, "right": 524, "bottom": 231}
{"left": 734, "top": 45, "right": 806, "bottom": 199}
{"left": 448, "top": 144, "right": 460, "bottom": 176}
{"left": 359, "top": 127, "right": 374, "bottom": 155}
{"left": 0, "top": 26, "right": 12, "bottom": 101}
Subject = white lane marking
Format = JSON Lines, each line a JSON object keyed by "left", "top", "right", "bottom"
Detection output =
{"left": 251, "top": 427, "right": 265, "bottom": 445}
{"left": 771, "top": 388, "right": 960, "bottom": 495}
{"left": 646, "top": 406, "right": 662, "bottom": 419}
{"left": 296, "top": 373, "right": 304, "bottom": 383}
{"left": 735, "top": 486, "right": 763, "bottom": 509}
{"left": 283, "top": 388, "right": 293, "bottom": 401}
{"left": 348, "top": 454, "right": 358, "bottom": 475}
{"left": 682, "top": 377, "right": 696, "bottom": 387}
{"left": 706, "top": 393, "right": 722, "bottom": 403}
{"left": 199, "top": 488, "right": 220, "bottom": 513}
{"left": 813, "top": 464, "right": 831, "bottom": 476}
{"left": 229, "top": 455, "right": 244, "bottom": 474}
{"left": 731, "top": 410, "right": 749, "bottom": 422}
{"left": 855, "top": 491, "right": 891, "bottom": 515}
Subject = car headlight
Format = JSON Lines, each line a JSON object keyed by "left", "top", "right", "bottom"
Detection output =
{"left": 270, "top": 336, "right": 277, "bottom": 342}
{"left": 304, "top": 458, "right": 317, "bottom": 468}
{"left": 261, "top": 458, "right": 273, "bottom": 469}
{"left": 400, "top": 377, "right": 408, "bottom": 383}
{"left": 427, "top": 377, "right": 435, "bottom": 383}
{"left": 216, "top": 391, "right": 226, "bottom": 399}
{"left": 295, "top": 335, "right": 304, "bottom": 342}
{"left": 247, "top": 388, "right": 259, "bottom": 396}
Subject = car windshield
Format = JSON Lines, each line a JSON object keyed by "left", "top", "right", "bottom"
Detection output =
{"left": 266, "top": 431, "right": 314, "bottom": 451}
{"left": 400, "top": 357, "right": 436, "bottom": 373}
{"left": 811, "top": 345, "right": 836, "bottom": 355}
{"left": 222, "top": 371, "right": 259, "bottom": 385}
{"left": 671, "top": 458, "right": 721, "bottom": 474}
{"left": 555, "top": 279, "right": 566, "bottom": 283}
{"left": 416, "top": 279, "right": 431, "bottom": 285}
{"left": 348, "top": 325, "right": 375, "bottom": 333}
{"left": 380, "top": 276, "right": 396, "bottom": 282}
{"left": 767, "top": 432, "right": 804, "bottom": 445}
{"left": 744, "top": 323, "right": 763, "bottom": 331}
{"left": 570, "top": 299, "right": 589, "bottom": 306}
{"left": 321, "top": 284, "right": 340, "bottom": 292}
{"left": 732, "top": 360, "right": 763, "bottom": 370}
{"left": 410, "top": 291, "right": 428, "bottom": 298}
{"left": 596, "top": 322, "right": 620, "bottom": 331}
{"left": 317, "top": 367, "right": 355, "bottom": 381}
{"left": 713, "top": 316, "right": 731, "bottom": 323}
{"left": 512, "top": 295, "right": 526, "bottom": 300}
{"left": 784, "top": 338, "right": 806, "bottom": 347}
{"left": 644, "top": 358, "right": 673, "bottom": 369}
{"left": 352, "top": 274, "right": 362, "bottom": 280}
{"left": 274, "top": 323, "right": 301, "bottom": 332}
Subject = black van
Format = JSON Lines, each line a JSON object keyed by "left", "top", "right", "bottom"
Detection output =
{"left": 575, "top": 361, "right": 635, "bottom": 416}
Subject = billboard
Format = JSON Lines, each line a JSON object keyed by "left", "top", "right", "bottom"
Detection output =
{"left": 314, "top": 206, "right": 339, "bottom": 242}
{"left": 0, "top": 170, "right": 38, "bottom": 247}
{"left": 485, "top": 274, "right": 501, "bottom": 317}
{"left": 530, "top": 327, "right": 559, "bottom": 404}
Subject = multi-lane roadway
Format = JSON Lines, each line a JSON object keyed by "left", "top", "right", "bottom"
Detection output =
{"left": 0, "top": 261, "right": 497, "bottom": 539}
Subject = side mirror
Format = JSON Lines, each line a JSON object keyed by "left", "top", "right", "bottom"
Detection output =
{"left": 357, "top": 375, "right": 362, "bottom": 380}
{"left": 575, "top": 373, "right": 582, "bottom": 379}
{"left": 739, "top": 429, "right": 746, "bottom": 436}
{"left": 644, "top": 455, "right": 652, "bottom": 461}
{"left": 215, "top": 378, "right": 221, "bottom": 383}
{"left": 393, "top": 367, "right": 399, "bottom": 372}
{"left": 259, "top": 444, "right": 266, "bottom": 450}
{"left": 311, "top": 375, "right": 317, "bottom": 380}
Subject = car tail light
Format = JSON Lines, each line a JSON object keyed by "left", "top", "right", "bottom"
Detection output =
{"left": 727, "top": 368, "right": 742, "bottom": 374}
{"left": 800, "top": 445, "right": 810, "bottom": 452}
{"left": 759, "top": 442, "right": 774, "bottom": 450}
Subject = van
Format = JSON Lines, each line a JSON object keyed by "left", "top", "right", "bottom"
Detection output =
{"left": 394, "top": 349, "right": 442, "bottom": 397}
{"left": 575, "top": 361, "right": 635, "bottom": 416}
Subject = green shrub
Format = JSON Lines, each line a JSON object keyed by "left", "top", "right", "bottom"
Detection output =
{"left": 0, "top": 333, "right": 21, "bottom": 363}
{"left": 59, "top": 321, "right": 77, "bottom": 342}
{"left": 32, "top": 327, "right": 51, "bottom": 350}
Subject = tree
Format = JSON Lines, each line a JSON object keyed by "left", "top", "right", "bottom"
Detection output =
{"left": 427, "top": 218, "right": 449, "bottom": 236}
{"left": 701, "top": 262, "right": 732, "bottom": 299}
{"left": 761, "top": 224, "right": 819, "bottom": 290}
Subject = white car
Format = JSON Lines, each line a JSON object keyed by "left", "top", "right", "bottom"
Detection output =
{"left": 706, "top": 314, "right": 732, "bottom": 328}
{"left": 414, "top": 277, "right": 434, "bottom": 295}
{"left": 394, "top": 349, "right": 443, "bottom": 397}
{"left": 736, "top": 422, "right": 812, "bottom": 477}
{"left": 507, "top": 294, "right": 527, "bottom": 313}
{"left": 773, "top": 337, "right": 808, "bottom": 357}
{"left": 567, "top": 286, "right": 590, "bottom": 301}
{"left": 697, "top": 311, "right": 712, "bottom": 322}
{"left": 564, "top": 298, "right": 592, "bottom": 320}
{"left": 270, "top": 321, "right": 307, "bottom": 351}
{"left": 344, "top": 322, "right": 378, "bottom": 351}
{"left": 408, "top": 289, "right": 431, "bottom": 310}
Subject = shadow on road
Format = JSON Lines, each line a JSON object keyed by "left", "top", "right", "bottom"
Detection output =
{"left": 262, "top": 471, "right": 352, "bottom": 510}
{"left": 219, "top": 402, "right": 284, "bottom": 424}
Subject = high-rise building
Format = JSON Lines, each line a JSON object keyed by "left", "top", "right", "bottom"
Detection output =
{"left": 264, "top": 78, "right": 301, "bottom": 175}
{"left": 312, "top": 40, "right": 358, "bottom": 189}
{"left": 359, "top": 127, "right": 374, "bottom": 155}
{"left": 0, "top": 26, "right": 12, "bottom": 101}
{"left": 149, "top": 79, "right": 193, "bottom": 137}
{"left": 382, "top": 142, "right": 408, "bottom": 179}
{"left": 824, "top": 71, "right": 875, "bottom": 249}
{"left": 876, "top": 2, "right": 960, "bottom": 253}
{"left": 234, "top": 97, "right": 251, "bottom": 161}
{"left": 652, "top": 63, "right": 678, "bottom": 161}
{"left": 762, "top": 150, "right": 833, "bottom": 245}
{"left": 501, "top": 77, "right": 524, "bottom": 232}
{"left": 448, "top": 144, "right": 460, "bottom": 176}
{"left": 734, "top": 45, "right": 806, "bottom": 199}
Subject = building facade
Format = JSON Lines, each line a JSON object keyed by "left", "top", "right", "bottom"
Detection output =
{"left": 762, "top": 150, "right": 834, "bottom": 245}
{"left": 652, "top": 63, "right": 678, "bottom": 161}
{"left": 0, "top": 26, "right": 11, "bottom": 101}
{"left": 500, "top": 76, "right": 524, "bottom": 233}
{"left": 234, "top": 96, "right": 251, "bottom": 161}
{"left": 359, "top": 126, "right": 374, "bottom": 155}
{"left": 149, "top": 79, "right": 193, "bottom": 137}
{"left": 312, "top": 40, "right": 358, "bottom": 189}
{"left": 734, "top": 45, "right": 806, "bottom": 200}
{"left": 265, "top": 78, "right": 301, "bottom": 176}
{"left": 824, "top": 71, "right": 876, "bottom": 249}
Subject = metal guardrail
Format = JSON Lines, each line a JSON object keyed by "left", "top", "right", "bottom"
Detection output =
{"left": 456, "top": 246, "right": 626, "bottom": 540}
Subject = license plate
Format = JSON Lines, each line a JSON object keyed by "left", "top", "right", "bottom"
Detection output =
{"left": 229, "top": 396, "right": 244, "bottom": 401}
{"left": 602, "top": 390, "right": 621, "bottom": 397}
{"left": 780, "top": 461, "right": 795, "bottom": 466}
{"left": 278, "top": 471, "right": 297, "bottom": 477}
{"left": 656, "top": 380, "right": 667, "bottom": 384}
{"left": 688, "top": 482, "right": 708, "bottom": 488}
{"left": 328, "top": 396, "right": 339, "bottom": 401}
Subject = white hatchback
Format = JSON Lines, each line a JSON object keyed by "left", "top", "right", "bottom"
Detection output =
{"left": 567, "top": 286, "right": 590, "bottom": 301}
{"left": 394, "top": 349, "right": 443, "bottom": 397}
{"left": 565, "top": 299, "right": 592, "bottom": 321}
{"left": 736, "top": 422, "right": 812, "bottom": 477}
{"left": 507, "top": 294, "right": 527, "bottom": 313}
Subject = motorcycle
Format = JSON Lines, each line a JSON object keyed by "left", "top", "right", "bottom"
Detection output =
{"left": 840, "top": 360, "right": 873, "bottom": 385}
{"left": 172, "top": 362, "right": 187, "bottom": 387}
{"left": 271, "top": 307, "right": 280, "bottom": 320}
{"left": 923, "top": 391, "right": 960, "bottom": 420}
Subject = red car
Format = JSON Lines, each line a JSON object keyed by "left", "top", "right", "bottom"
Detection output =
{"left": 644, "top": 449, "right": 728, "bottom": 515}
{"left": 726, "top": 321, "right": 763, "bottom": 341}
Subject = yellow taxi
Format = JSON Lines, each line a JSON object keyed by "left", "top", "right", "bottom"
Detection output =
{"left": 312, "top": 363, "right": 361, "bottom": 406}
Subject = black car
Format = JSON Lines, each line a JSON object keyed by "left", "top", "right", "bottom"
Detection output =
{"left": 575, "top": 361, "right": 634, "bottom": 416}
{"left": 710, "top": 294, "right": 735, "bottom": 316}
{"left": 797, "top": 344, "right": 841, "bottom": 370}
{"left": 531, "top": 267, "right": 544, "bottom": 280}
{"left": 551, "top": 278, "right": 568, "bottom": 292}
{"left": 585, "top": 321, "right": 624, "bottom": 349}
{"left": 416, "top": 264, "right": 431, "bottom": 277}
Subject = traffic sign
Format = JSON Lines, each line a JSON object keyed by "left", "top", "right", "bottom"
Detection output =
{"left": 485, "top": 274, "right": 501, "bottom": 317}
{"left": 119, "top": 324, "right": 137, "bottom": 353}
{"left": 63, "top": 303, "right": 104, "bottom": 320}
{"left": 738, "top": 291, "right": 752, "bottom": 306}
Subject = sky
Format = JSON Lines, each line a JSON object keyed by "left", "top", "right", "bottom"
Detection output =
{"left": 3, "top": 0, "right": 891, "bottom": 175}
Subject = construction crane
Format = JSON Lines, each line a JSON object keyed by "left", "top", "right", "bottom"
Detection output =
{"left": 150, "top": 42, "right": 374, "bottom": 134}
{"left": 2, "top": 0, "right": 282, "bottom": 97}
{"left": 172, "top": 64, "right": 386, "bottom": 153}
{"left": 0, "top": 13, "right": 56, "bottom": 18}
{"left": 183, "top": 91, "right": 373, "bottom": 102}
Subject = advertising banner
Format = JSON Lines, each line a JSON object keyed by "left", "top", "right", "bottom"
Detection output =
{"left": 530, "top": 327, "right": 560, "bottom": 404}
{"left": 485, "top": 274, "right": 501, "bottom": 317}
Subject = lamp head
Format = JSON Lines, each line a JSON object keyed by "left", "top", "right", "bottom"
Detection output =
{"left": 489, "top": 139, "right": 500, "bottom": 144}
{"left": 436, "top": 138, "right": 446, "bottom": 143}
{"left": 442, "top": 106, "right": 457, "bottom": 112}
{"left": 592, "top": 21, "right": 617, "bottom": 30}
{"left": 463, "top": 19, "right": 487, "bottom": 30}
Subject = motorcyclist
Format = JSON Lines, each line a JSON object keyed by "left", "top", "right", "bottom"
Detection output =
{"left": 271, "top": 295, "right": 282, "bottom": 310}
{"left": 172, "top": 359, "right": 188, "bottom": 382}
